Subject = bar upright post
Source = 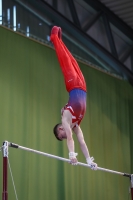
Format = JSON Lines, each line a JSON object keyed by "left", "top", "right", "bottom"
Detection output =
{"left": 131, "top": 174, "right": 133, "bottom": 200}
{"left": 2, "top": 141, "right": 8, "bottom": 200}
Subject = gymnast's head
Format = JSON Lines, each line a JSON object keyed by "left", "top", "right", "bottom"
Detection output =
{"left": 53, "top": 123, "right": 67, "bottom": 141}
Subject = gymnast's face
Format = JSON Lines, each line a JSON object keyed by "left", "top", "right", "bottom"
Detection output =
{"left": 57, "top": 125, "right": 67, "bottom": 140}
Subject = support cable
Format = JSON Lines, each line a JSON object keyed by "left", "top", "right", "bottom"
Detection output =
{"left": 8, "top": 157, "right": 18, "bottom": 200}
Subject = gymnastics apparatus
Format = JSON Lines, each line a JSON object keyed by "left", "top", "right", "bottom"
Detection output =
{"left": 1, "top": 141, "right": 133, "bottom": 200}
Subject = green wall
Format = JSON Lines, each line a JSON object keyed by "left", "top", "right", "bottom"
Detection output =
{"left": 0, "top": 26, "right": 133, "bottom": 200}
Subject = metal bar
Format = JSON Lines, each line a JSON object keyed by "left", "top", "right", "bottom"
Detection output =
{"left": 131, "top": 174, "right": 133, "bottom": 200}
{"left": 106, "top": 0, "right": 131, "bottom": 7}
{"left": 2, "top": 158, "right": 8, "bottom": 200}
{"left": 52, "top": 0, "right": 57, "bottom": 10}
{"left": 8, "top": 142, "right": 131, "bottom": 178}
{"left": 2, "top": 141, "right": 8, "bottom": 200}
{"left": 102, "top": 13, "right": 118, "bottom": 58}
{"left": 131, "top": 188, "right": 133, "bottom": 200}
{"left": 120, "top": 46, "right": 133, "bottom": 63}
{"left": 131, "top": 52, "right": 133, "bottom": 72}
{"left": 0, "top": 0, "right": 2, "bottom": 25}
{"left": 67, "top": 0, "right": 81, "bottom": 28}
{"left": 82, "top": 11, "right": 103, "bottom": 32}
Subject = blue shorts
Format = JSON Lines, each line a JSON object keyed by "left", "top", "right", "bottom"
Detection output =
{"left": 63, "top": 89, "right": 87, "bottom": 126}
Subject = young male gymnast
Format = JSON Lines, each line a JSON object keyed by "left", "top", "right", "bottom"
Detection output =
{"left": 50, "top": 26, "right": 97, "bottom": 169}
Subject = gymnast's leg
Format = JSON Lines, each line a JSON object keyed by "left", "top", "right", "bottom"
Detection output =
{"left": 50, "top": 26, "right": 86, "bottom": 92}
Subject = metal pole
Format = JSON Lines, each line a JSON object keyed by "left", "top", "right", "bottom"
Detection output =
{"left": 2, "top": 141, "right": 8, "bottom": 200}
{"left": 8, "top": 142, "right": 131, "bottom": 178}
{"left": 131, "top": 174, "right": 133, "bottom": 200}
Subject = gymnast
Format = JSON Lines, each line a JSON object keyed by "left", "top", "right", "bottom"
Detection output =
{"left": 51, "top": 26, "right": 97, "bottom": 170}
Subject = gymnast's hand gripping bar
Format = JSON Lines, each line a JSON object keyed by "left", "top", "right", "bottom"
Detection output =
{"left": 5, "top": 141, "right": 131, "bottom": 178}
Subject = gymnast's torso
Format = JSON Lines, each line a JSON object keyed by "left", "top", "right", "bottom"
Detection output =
{"left": 61, "top": 89, "right": 87, "bottom": 128}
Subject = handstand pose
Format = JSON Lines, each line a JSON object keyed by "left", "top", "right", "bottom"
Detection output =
{"left": 50, "top": 26, "right": 97, "bottom": 169}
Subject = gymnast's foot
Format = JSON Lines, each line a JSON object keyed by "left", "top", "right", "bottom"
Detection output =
{"left": 51, "top": 26, "right": 62, "bottom": 39}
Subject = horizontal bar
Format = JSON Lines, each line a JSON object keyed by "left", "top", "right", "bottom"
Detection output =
{"left": 8, "top": 142, "right": 131, "bottom": 178}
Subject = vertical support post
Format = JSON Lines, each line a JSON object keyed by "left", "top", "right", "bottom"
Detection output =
{"left": 13, "top": 6, "right": 16, "bottom": 31}
{"left": 2, "top": 141, "right": 8, "bottom": 200}
{"left": 0, "top": 0, "right": 2, "bottom": 25}
{"left": 131, "top": 174, "right": 133, "bottom": 200}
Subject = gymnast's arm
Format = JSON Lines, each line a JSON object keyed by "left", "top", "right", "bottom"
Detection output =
{"left": 73, "top": 126, "right": 98, "bottom": 170}
{"left": 73, "top": 126, "right": 90, "bottom": 159}
{"left": 61, "top": 110, "right": 78, "bottom": 164}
